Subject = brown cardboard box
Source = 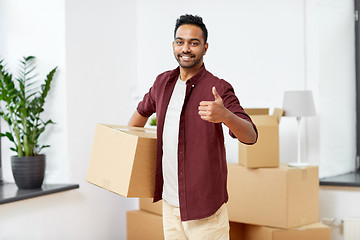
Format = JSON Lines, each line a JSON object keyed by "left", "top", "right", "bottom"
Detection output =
{"left": 127, "top": 210, "right": 164, "bottom": 240}
{"left": 140, "top": 198, "right": 163, "bottom": 216}
{"left": 244, "top": 222, "right": 330, "bottom": 240}
{"left": 239, "top": 108, "right": 283, "bottom": 168}
{"left": 87, "top": 124, "right": 157, "bottom": 198}
{"left": 227, "top": 163, "right": 319, "bottom": 228}
{"left": 230, "top": 222, "right": 245, "bottom": 240}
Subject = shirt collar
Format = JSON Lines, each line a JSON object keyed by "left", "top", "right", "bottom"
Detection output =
{"left": 169, "top": 64, "right": 207, "bottom": 87}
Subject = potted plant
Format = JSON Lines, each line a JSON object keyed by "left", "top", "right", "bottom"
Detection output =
{"left": 0, "top": 56, "right": 57, "bottom": 189}
{"left": 149, "top": 116, "right": 157, "bottom": 127}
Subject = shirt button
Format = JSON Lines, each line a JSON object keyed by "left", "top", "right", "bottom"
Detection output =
{"left": 192, "top": 85, "right": 195, "bottom": 87}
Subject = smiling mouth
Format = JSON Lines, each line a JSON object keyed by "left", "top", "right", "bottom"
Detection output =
{"left": 179, "top": 55, "right": 195, "bottom": 60}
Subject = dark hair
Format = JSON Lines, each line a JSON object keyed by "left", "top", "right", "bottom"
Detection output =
{"left": 174, "top": 14, "right": 208, "bottom": 43}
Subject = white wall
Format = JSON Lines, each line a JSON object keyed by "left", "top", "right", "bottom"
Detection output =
{"left": 135, "top": 0, "right": 356, "bottom": 177}
{"left": 0, "top": 0, "right": 69, "bottom": 184}
{"left": 136, "top": 0, "right": 307, "bottom": 168}
{"left": 0, "top": 0, "right": 138, "bottom": 239}
{"left": 64, "top": 0, "right": 139, "bottom": 239}
{"left": 0, "top": 0, "right": 359, "bottom": 240}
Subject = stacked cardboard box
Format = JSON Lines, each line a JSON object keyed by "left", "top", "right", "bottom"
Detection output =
{"left": 227, "top": 163, "right": 319, "bottom": 228}
{"left": 225, "top": 108, "right": 330, "bottom": 239}
{"left": 239, "top": 108, "right": 283, "bottom": 168}
{"left": 230, "top": 222, "right": 245, "bottom": 240}
{"left": 244, "top": 222, "right": 330, "bottom": 240}
{"left": 127, "top": 198, "right": 163, "bottom": 239}
{"left": 127, "top": 210, "right": 164, "bottom": 240}
{"left": 230, "top": 221, "right": 330, "bottom": 240}
{"left": 133, "top": 198, "right": 330, "bottom": 239}
{"left": 139, "top": 197, "right": 162, "bottom": 216}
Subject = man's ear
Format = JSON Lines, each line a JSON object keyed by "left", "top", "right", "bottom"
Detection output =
{"left": 203, "top": 42, "right": 209, "bottom": 55}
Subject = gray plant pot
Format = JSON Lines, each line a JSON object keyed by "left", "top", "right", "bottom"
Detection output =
{"left": 11, "top": 154, "right": 45, "bottom": 189}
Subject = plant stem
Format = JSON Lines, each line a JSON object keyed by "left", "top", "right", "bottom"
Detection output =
{"left": 23, "top": 62, "right": 29, "bottom": 156}
{"left": 23, "top": 117, "right": 30, "bottom": 156}
{"left": 9, "top": 109, "right": 23, "bottom": 157}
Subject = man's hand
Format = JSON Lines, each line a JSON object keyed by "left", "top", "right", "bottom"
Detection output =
{"left": 198, "top": 87, "right": 230, "bottom": 123}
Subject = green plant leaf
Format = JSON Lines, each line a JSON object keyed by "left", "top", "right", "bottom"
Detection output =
{"left": 24, "top": 56, "right": 35, "bottom": 61}
{"left": 5, "top": 132, "right": 14, "bottom": 142}
{"left": 10, "top": 147, "right": 17, "bottom": 153}
{"left": 39, "top": 145, "right": 50, "bottom": 151}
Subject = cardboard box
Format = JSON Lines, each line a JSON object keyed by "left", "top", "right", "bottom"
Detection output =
{"left": 239, "top": 108, "right": 283, "bottom": 168}
{"left": 230, "top": 222, "right": 245, "bottom": 240}
{"left": 87, "top": 124, "right": 157, "bottom": 198}
{"left": 140, "top": 198, "right": 163, "bottom": 216}
{"left": 244, "top": 222, "right": 330, "bottom": 240}
{"left": 227, "top": 163, "right": 319, "bottom": 228}
{"left": 127, "top": 210, "right": 164, "bottom": 240}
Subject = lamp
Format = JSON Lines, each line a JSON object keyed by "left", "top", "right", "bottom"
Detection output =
{"left": 282, "top": 90, "right": 316, "bottom": 167}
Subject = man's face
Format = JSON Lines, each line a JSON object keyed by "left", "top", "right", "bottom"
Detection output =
{"left": 173, "top": 24, "right": 208, "bottom": 69}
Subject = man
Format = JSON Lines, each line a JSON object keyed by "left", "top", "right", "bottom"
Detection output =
{"left": 129, "top": 14, "right": 257, "bottom": 240}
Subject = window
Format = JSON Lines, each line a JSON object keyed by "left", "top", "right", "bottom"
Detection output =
{"left": 356, "top": 0, "right": 360, "bottom": 171}
{"left": 319, "top": 0, "right": 359, "bottom": 186}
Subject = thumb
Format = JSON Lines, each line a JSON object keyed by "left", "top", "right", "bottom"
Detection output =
{"left": 212, "top": 86, "right": 221, "bottom": 101}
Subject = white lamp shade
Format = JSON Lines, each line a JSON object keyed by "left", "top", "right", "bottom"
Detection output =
{"left": 282, "top": 90, "right": 316, "bottom": 117}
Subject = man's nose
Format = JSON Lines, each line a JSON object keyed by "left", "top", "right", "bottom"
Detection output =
{"left": 182, "top": 43, "right": 191, "bottom": 53}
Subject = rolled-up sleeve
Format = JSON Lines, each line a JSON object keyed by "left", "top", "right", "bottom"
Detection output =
{"left": 137, "top": 85, "right": 157, "bottom": 118}
{"left": 220, "top": 82, "right": 258, "bottom": 144}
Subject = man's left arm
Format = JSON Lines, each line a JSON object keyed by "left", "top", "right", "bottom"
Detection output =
{"left": 198, "top": 86, "right": 257, "bottom": 144}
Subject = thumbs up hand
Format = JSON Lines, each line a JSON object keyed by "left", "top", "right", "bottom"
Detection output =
{"left": 212, "top": 86, "right": 222, "bottom": 102}
{"left": 198, "top": 87, "right": 230, "bottom": 123}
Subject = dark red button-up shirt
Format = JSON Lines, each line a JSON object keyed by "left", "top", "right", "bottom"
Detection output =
{"left": 137, "top": 64, "right": 257, "bottom": 221}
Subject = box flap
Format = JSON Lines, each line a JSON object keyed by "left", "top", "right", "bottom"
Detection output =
{"left": 272, "top": 108, "right": 284, "bottom": 124}
{"left": 244, "top": 108, "right": 269, "bottom": 115}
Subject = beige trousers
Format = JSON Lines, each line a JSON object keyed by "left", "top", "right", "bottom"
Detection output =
{"left": 162, "top": 200, "right": 230, "bottom": 240}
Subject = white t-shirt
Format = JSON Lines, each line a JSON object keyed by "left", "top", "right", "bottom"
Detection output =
{"left": 162, "top": 76, "right": 186, "bottom": 207}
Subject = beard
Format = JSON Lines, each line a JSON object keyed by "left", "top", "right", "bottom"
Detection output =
{"left": 174, "top": 52, "right": 204, "bottom": 69}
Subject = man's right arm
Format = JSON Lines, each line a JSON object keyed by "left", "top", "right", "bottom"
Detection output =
{"left": 128, "top": 110, "right": 149, "bottom": 127}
